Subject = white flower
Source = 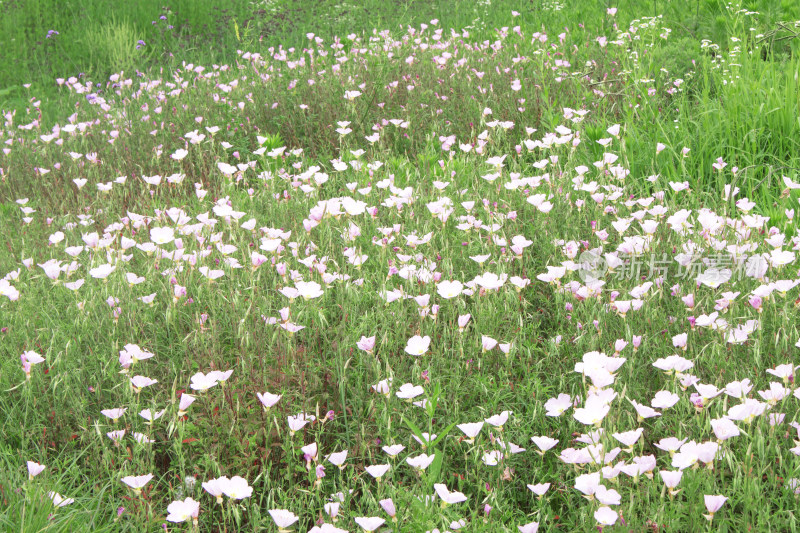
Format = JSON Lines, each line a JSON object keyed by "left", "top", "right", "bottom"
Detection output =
{"left": 121, "top": 473, "right": 154, "bottom": 490}
{"left": 268, "top": 509, "right": 299, "bottom": 529}
{"left": 404, "top": 335, "right": 431, "bottom": 356}
{"left": 434, "top": 483, "right": 468, "bottom": 504}
{"left": 166, "top": 497, "right": 199, "bottom": 523}
{"left": 150, "top": 227, "right": 175, "bottom": 245}
{"left": 221, "top": 476, "right": 253, "bottom": 499}
{"left": 354, "top": 517, "right": 385, "bottom": 532}
{"left": 436, "top": 280, "right": 463, "bottom": 299}
{"left": 295, "top": 281, "right": 324, "bottom": 299}
{"left": 89, "top": 263, "right": 115, "bottom": 279}
{"left": 365, "top": 464, "right": 391, "bottom": 479}
{"left": 49, "top": 492, "right": 75, "bottom": 507}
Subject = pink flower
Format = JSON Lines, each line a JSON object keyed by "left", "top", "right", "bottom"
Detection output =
{"left": 221, "top": 476, "right": 253, "bottom": 500}
{"left": 178, "top": 393, "right": 196, "bottom": 415}
{"left": 595, "top": 506, "right": 618, "bottom": 526}
{"left": 379, "top": 498, "right": 396, "bottom": 518}
{"left": 703, "top": 495, "right": 727, "bottom": 521}
{"left": 268, "top": 509, "right": 299, "bottom": 529}
{"left": 659, "top": 470, "right": 683, "bottom": 495}
{"left": 256, "top": 391, "right": 282, "bottom": 410}
{"left": 121, "top": 473, "right": 154, "bottom": 493}
{"left": 404, "top": 335, "right": 431, "bottom": 356}
{"left": 27, "top": 461, "right": 45, "bottom": 479}
{"left": 481, "top": 335, "right": 498, "bottom": 352}
{"left": 354, "top": 516, "right": 385, "bottom": 532}
{"left": 166, "top": 497, "right": 199, "bottom": 524}
{"left": 434, "top": 483, "right": 468, "bottom": 504}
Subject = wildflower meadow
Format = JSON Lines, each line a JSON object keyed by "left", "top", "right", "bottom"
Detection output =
{"left": 1, "top": 0, "right": 800, "bottom": 531}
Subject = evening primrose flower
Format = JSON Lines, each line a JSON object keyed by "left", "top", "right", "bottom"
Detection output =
{"left": 101, "top": 407, "right": 127, "bottom": 422}
{"left": 365, "top": 464, "right": 391, "bottom": 480}
{"left": 139, "top": 409, "right": 166, "bottom": 423}
{"left": 527, "top": 483, "right": 550, "bottom": 498}
{"left": 457, "top": 422, "right": 484, "bottom": 442}
{"left": 710, "top": 418, "right": 740, "bottom": 441}
{"left": 89, "top": 263, "right": 116, "bottom": 280}
{"left": 49, "top": 492, "right": 75, "bottom": 507}
{"left": 221, "top": 476, "right": 253, "bottom": 500}
{"left": 107, "top": 429, "right": 126, "bottom": 446}
{"left": 268, "top": 509, "right": 299, "bottom": 531}
{"left": 119, "top": 344, "right": 154, "bottom": 368}
{"left": 371, "top": 378, "right": 392, "bottom": 397}
{"left": 544, "top": 394, "right": 572, "bottom": 417}
{"left": 629, "top": 400, "right": 661, "bottom": 421}
{"left": 178, "top": 393, "right": 196, "bottom": 416}
{"left": 436, "top": 280, "right": 463, "bottom": 299}
{"left": 481, "top": 335, "right": 498, "bottom": 352}
{"left": 406, "top": 453, "right": 435, "bottom": 471}
{"left": 379, "top": 498, "right": 396, "bottom": 520}
{"left": 256, "top": 391, "right": 282, "bottom": 410}
{"left": 295, "top": 281, "right": 324, "bottom": 299}
{"left": 133, "top": 432, "right": 154, "bottom": 444}
{"left": 356, "top": 335, "right": 376, "bottom": 354}
{"left": 130, "top": 375, "right": 157, "bottom": 393}
{"left": 287, "top": 413, "right": 315, "bottom": 435}
{"left": 573, "top": 396, "right": 610, "bottom": 427}
{"left": 190, "top": 371, "right": 219, "bottom": 391}
{"left": 27, "top": 461, "right": 45, "bottom": 479}
{"left": 651, "top": 390, "right": 680, "bottom": 409}
{"left": 594, "top": 506, "right": 618, "bottom": 526}
{"left": 203, "top": 477, "right": 227, "bottom": 504}
{"left": 404, "top": 335, "right": 431, "bottom": 356}
{"left": 150, "top": 227, "right": 175, "bottom": 245}
{"left": 482, "top": 450, "right": 504, "bottom": 466}
{"left": 703, "top": 495, "right": 728, "bottom": 521}
{"left": 653, "top": 437, "right": 687, "bottom": 456}
{"left": 166, "top": 497, "right": 199, "bottom": 525}
{"left": 382, "top": 444, "right": 405, "bottom": 457}
{"left": 575, "top": 472, "right": 601, "bottom": 499}
{"left": 301, "top": 443, "right": 319, "bottom": 466}
{"left": 660, "top": 470, "right": 683, "bottom": 496}
{"left": 766, "top": 364, "right": 797, "bottom": 384}
{"left": 412, "top": 433, "right": 437, "bottom": 448}
{"left": 396, "top": 383, "right": 424, "bottom": 400}
{"left": 327, "top": 450, "right": 348, "bottom": 470}
{"left": 484, "top": 410, "right": 511, "bottom": 430}
{"left": 324, "top": 502, "right": 340, "bottom": 520}
{"left": 652, "top": 355, "right": 694, "bottom": 375}
{"left": 20, "top": 351, "right": 45, "bottom": 380}
{"left": 121, "top": 473, "right": 154, "bottom": 495}
{"left": 530, "top": 436, "right": 559, "bottom": 455}
{"left": 310, "top": 524, "right": 348, "bottom": 533}
{"left": 354, "top": 517, "right": 385, "bottom": 532}
{"left": 434, "top": 483, "right": 468, "bottom": 505}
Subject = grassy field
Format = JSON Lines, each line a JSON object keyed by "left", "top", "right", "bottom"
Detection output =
{"left": 1, "top": 0, "right": 800, "bottom": 531}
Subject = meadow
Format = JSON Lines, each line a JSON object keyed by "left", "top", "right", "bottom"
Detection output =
{"left": 1, "top": 0, "right": 800, "bottom": 531}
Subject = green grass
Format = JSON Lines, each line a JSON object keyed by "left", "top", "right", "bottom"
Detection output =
{"left": 1, "top": 0, "right": 800, "bottom": 531}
